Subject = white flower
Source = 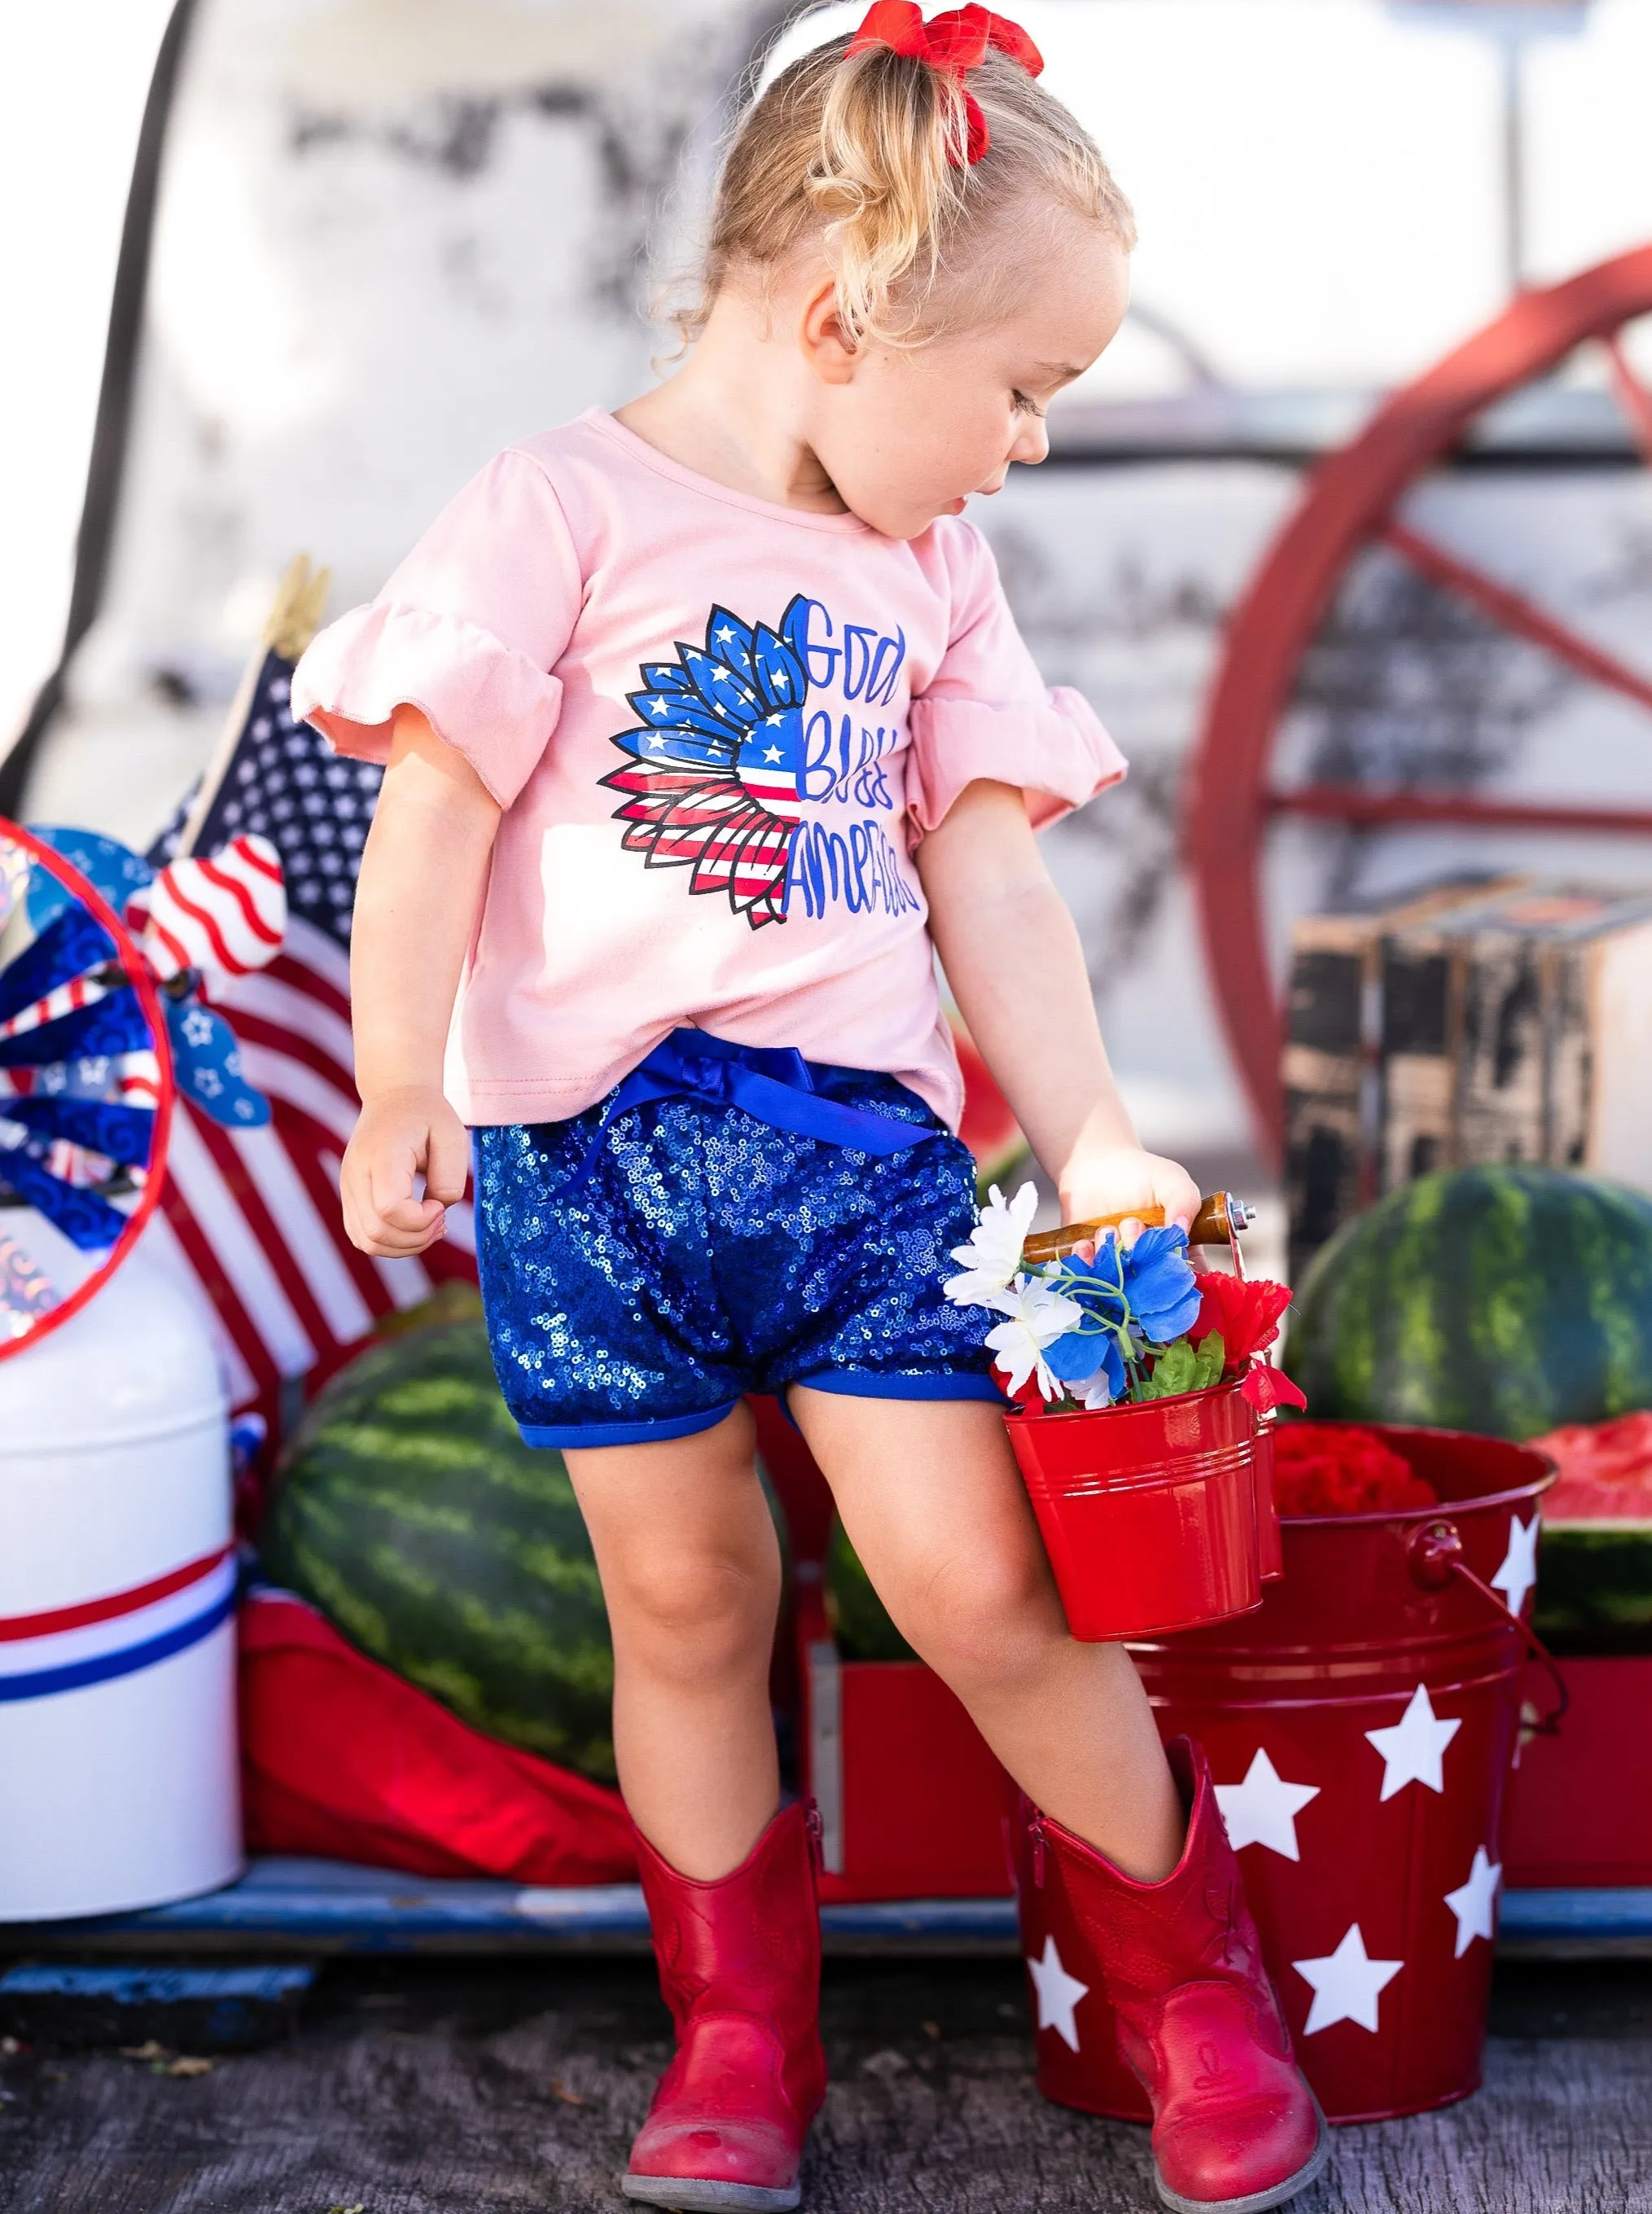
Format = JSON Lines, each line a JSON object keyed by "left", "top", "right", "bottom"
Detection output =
{"left": 982, "top": 1274, "right": 1083, "bottom": 1397}
{"left": 1071, "top": 1366, "right": 1120, "bottom": 1410}
{"left": 943, "top": 1182, "right": 1040, "bottom": 1306}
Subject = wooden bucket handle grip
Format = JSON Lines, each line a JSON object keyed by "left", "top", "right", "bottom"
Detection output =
{"left": 1022, "top": 1192, "right": 1253, "bottom": 1268}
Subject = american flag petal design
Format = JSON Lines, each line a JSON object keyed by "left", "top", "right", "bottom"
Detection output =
{"left": 599, "top": 597, "right": 810, "bottom": 930}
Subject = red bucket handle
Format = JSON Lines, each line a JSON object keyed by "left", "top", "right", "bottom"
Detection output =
{"left": 1409, "top": 1521, "right": 1569, "bottom": 1737}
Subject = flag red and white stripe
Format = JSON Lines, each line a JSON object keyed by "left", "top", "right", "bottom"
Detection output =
{"left": 151, "top": 913, "right": 475, "bottom": 1417}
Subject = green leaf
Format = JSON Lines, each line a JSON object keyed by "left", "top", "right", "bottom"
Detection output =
{"left": 1192, "top": 1331, "right": 1227, "bottom": 1389}
{"left": 1136, "top": 1337, "right": 1201, "bottom": 1401}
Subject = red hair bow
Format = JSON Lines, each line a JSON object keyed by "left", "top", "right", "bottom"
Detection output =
{"left": 848, "top": 2, "right": 1045, "bottom": 165}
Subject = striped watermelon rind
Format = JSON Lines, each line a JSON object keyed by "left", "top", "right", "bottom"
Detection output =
{"left": 1532, "top": 1525, "right": 1652, "bottom": 1654}
{"left": 1286, "top": 1166, "right": 1652, "bottom": 1442}
{"left": 260, "top": 1320, "right": 617, "bottom": 1782}
{"left": 825, "top": 1515, "right": 914, "bottom": 1662}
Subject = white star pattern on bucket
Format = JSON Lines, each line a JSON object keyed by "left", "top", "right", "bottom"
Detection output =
{"left": 1026, "top": 1934, "right": 1089, "bottom": 2053}
{"left": 1214, "top": 1748, "right": 1321, "bottom": 1861}
{"left": 1365, "top": 1683, "right": 1461, "bottom": 1800}
{"left": 1444, "top": 1846, "right": 1502, "bottom": 1957}
{"left": 1291, "top": 1924, "right": 1403, "bottom": 2035}
{"left": 1489, "top": 1513, "right": 1540, "bottom": 1621}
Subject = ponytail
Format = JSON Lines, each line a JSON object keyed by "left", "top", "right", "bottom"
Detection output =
{"left": 811, "top": 44, "right": 971, "bottom": 345}
{"left": 684, "top": 30, "right": 1133, "bottom": 352}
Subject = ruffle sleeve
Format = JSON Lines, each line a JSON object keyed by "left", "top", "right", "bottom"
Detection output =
{"left": 291, "top": 448, "right": 580, "bottom": 810}
{"left": 906, "top": 685, "right": 1127, "bottom": 836}
{"left": 905, "top": 518, "right": 1128, "bottom": 838}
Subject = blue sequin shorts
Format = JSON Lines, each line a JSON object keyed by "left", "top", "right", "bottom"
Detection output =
{"left": 473, "top": 1061, "right": 999, "bottom": 1449}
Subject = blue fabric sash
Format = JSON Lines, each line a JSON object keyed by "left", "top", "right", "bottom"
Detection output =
{"left": 571, "top": 1028, "right": 933, "bottom": 1182}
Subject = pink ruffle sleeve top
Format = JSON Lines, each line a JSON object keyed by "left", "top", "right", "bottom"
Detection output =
{"left": 291, "top": 409, "right": 1126, "bottom": 1131}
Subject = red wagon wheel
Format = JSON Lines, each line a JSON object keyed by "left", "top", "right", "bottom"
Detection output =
{"left": 1185, "top": 243, "right": 1652, "bottom": 1160}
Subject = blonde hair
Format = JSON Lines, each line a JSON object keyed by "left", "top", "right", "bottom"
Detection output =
{"left": 683, "top": 28, "right": 1134, "bottom": 350}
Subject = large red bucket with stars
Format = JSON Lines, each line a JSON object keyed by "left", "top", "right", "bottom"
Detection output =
{"left": 1014, "top": 1426, "right": 1558, "bottom": 2124}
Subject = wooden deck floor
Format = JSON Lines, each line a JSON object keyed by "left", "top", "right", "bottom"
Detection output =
{"left": 2, "top": 1954, "right": 1649, "bottom": 2212}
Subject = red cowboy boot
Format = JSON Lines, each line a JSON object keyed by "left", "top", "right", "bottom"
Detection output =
{"left": 1031, "top": 1738, "right": 1326, "bottom": 2214}
{"left": 624, "top": 1800, "right": 826, "bottom": 2212}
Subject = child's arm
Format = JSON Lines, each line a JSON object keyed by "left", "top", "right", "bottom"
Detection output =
{"left": 342, "top": 705, "right": 502, "bottom": 1256}
{"left": 916, "top": 778, "right": 1201, "bottom": 1230}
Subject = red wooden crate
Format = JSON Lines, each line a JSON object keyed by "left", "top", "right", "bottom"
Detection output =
{"left": 795, "top": 1588, "right": 1012, "bottom": 1904}
{"left": 753, "top": 1399, "right": 1012, "bottom": 1903}
{"left": 1504, "top": 1657, "right": 1652, "bottom": 1887}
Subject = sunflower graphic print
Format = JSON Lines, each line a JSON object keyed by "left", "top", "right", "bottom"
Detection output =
{"left": 599, "top": 597, "right": 820, "bottom": 930}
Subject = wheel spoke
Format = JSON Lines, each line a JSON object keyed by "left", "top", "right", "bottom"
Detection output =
{"left": 1269, "top": 785, "right": 1652, "bottom": 837}
{"left": 1383, "top": 520, "right": 1652, "bottom": 716}
{"left": 1604, "top": 334, "right": 1652, "bottom": 464}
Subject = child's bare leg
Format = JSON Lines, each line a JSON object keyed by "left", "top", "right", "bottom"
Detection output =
{"left": 565, "top": 1401, "right": 782, "bottom": 1879}
{"left": 791, "top": 1388, "right": 1183, "bottom": 1882}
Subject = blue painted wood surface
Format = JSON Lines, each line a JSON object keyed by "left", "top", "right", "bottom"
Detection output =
{"left": 2, "top": 1861, "right": 1646, "bottom": 1953}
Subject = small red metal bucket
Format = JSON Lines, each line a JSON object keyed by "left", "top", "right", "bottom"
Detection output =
{"left": 1006, "top": 1380, "right": 1263, "bottom": 1640}
{"left": 1014, "top": 1426, "right": 1557, "bottom": 2124}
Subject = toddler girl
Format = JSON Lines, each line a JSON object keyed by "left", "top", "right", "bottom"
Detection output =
{"left": 295, "top": 8, "right": 1325, "bottom": 2210}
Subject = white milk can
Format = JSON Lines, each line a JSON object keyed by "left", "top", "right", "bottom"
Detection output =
{"left": 0, "top": 1208, "right": 239, "bottom": 1918}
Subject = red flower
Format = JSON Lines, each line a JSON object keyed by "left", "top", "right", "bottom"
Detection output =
{"left": 1192, "top": 1273, "right": 1292, "bottom": 1366}
{"left": 1270, "top": 1423, "right": 1437, "bottom": 1515}
{"left": 1006, "top": 1369, "right": 1049, "bottom": 1410}
{"left": 1241, "top": 1365, "right": 1307, "bottom": 1415}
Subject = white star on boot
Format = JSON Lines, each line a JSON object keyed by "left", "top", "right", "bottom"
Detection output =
{"left": 1365, "top": 1682, "right": 1461, "bottom": 1800}
{"left": 1026, "top": 1934, "right": 1089, "bottom": 2053}
{"left": 1291, "top": 1923, "right": 1403, "bottom": 2034}
{"left": 1490, "top": 1512, "right": 1540, "bottom": 1620}
{"left": 1444, "top": 1845, "right": 1502, "bottom": 1957}
{"left": 1214, "top": 1748, "right": 1321, "bottom": 1861}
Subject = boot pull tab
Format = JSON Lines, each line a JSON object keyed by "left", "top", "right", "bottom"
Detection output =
{"left": 1028, "top": 1814, "right": 1047, "bottom": 1888}
{"left": 804, "top": 1800, "right": 824, "bottom": 1874}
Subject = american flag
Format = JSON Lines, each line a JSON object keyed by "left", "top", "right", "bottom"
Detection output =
{"left": 147, "top": 647, "right": 476, "bottom": 1433}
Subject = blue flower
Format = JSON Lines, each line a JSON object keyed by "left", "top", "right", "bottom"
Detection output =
{"left": 1043, "top": 1322, "right": 1113, "bottom": 1383}
{"left": 1043, "top": 1326, "right": 1127, "bottom": 1407}
{"left": 1051, "top": 1242, "right": 1128, "bottom": 1326}
{"left": 1120, "top": 1224, "right": 1202, "bottom": 1344}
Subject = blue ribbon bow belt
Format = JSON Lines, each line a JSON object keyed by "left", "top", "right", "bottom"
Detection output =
{"left": 573, "top": 1028, "right": 934, "bottom": 1181}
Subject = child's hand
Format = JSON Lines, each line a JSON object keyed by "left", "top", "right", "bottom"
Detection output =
{"left": 1059, "top": 1144, "right": 1202, "bottom": 1238}
{"left": 342, "top": 1085, "right": 471, "bottom": 1257}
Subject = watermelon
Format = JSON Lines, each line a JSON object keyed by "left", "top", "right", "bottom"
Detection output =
{"left": 825, "top": 1516, "right": 914, "bottom": 1662}
{"left": 260, "top": 1320, "right": 617, "bottom": 1782}
{"left": 1528, "top": 1412, "right": 1652, "bottom": 1655}
{"left": 1287, "top": 1167, "right": 1652, "bottom": 1441}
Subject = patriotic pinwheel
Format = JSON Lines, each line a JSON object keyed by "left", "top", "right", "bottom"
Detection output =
{"left": 600, "top": 597, "right": 811, "bottom": 928}
{"left": 25, "top": 823, "right": 286, "bottom": 1133}
{"left": 0, "top": 815, "right": 287, "bottom": 1356}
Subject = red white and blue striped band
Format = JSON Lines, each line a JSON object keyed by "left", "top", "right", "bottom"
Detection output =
{"left": 0, "top": 1546, "right": 237, "bottom": 1703}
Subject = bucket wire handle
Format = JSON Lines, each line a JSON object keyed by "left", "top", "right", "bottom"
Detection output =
{"left": 1409, "top": 1521, "right": 1569, "bottom": 1736}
